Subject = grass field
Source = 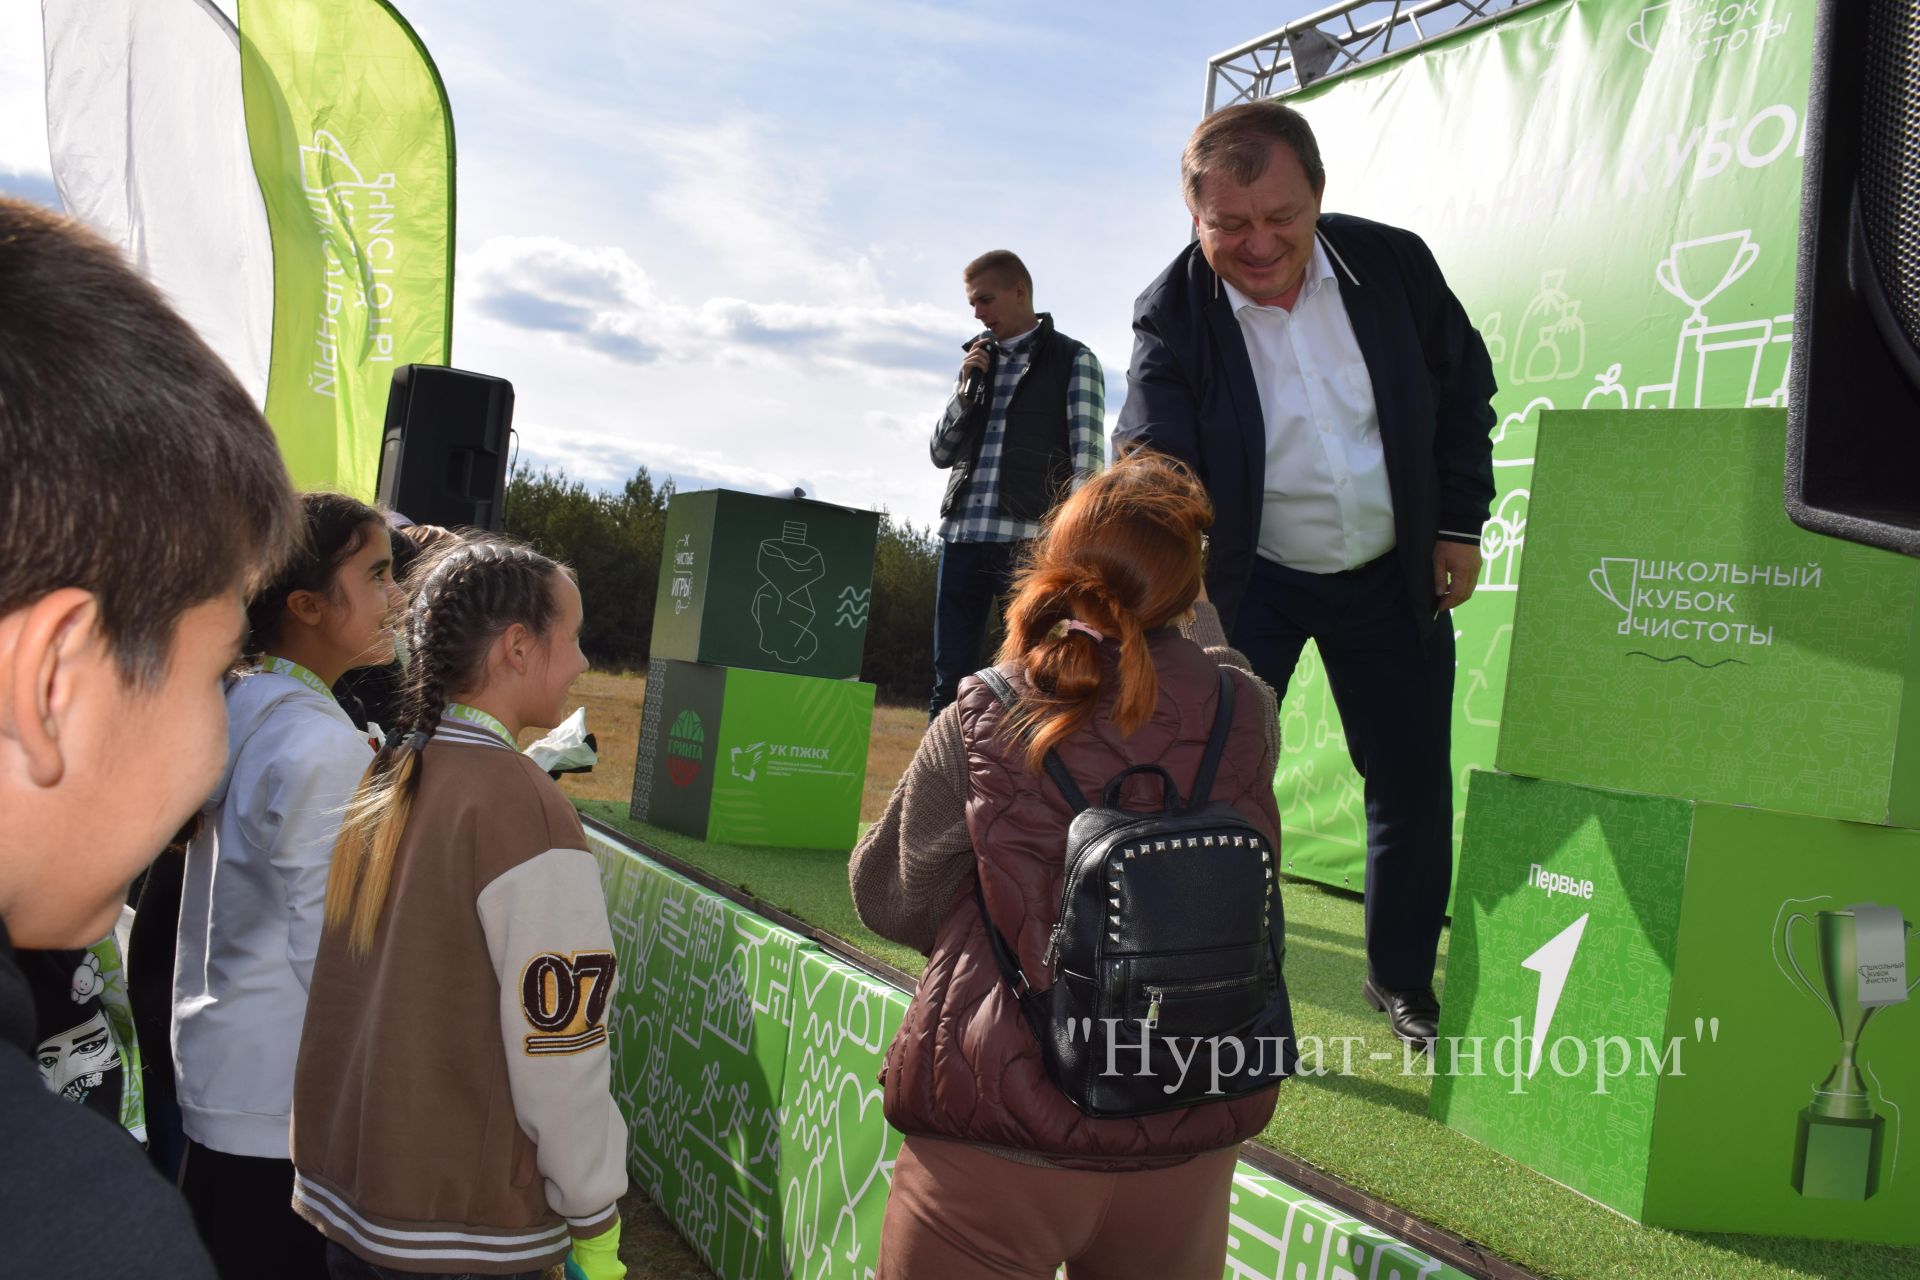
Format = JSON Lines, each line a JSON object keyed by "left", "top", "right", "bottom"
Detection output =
{"left": 546, "top": 673, "right": 1920, "bottom": 1280}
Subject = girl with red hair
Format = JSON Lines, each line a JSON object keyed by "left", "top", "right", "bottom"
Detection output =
{"left": 852, "top": 447, "right": 1287, "bottom": 1279}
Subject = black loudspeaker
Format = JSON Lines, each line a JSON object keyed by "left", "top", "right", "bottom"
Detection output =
{"left": 375, "top": 365, "right": 514, "bottom": 532}
{"left": 1784, "top": 0, "right": 1920, "bottom": 558}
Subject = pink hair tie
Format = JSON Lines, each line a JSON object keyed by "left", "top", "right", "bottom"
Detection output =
{"left": 1063, "top": 619, "right": 1105, "bottom": 642}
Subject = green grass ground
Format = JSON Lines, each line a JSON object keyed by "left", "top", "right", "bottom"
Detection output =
{"left": 580, "top": 801, "right": 1920, "bottom": 1280}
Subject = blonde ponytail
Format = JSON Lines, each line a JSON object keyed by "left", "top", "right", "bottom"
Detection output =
{"left": 324, "top": 740, "right": 426, "bottom": 956}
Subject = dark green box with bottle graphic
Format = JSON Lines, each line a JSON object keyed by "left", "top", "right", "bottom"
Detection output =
{"left": 629, "top": 658, "right": 874, "bottom": 850}
{"left": 650, "top": 489, "right": 880, "bottom": 681}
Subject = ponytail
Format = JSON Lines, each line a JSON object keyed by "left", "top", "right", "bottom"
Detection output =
{"left": 323, "top": 537, "right": 565, "bottom": 955}
{"left": 992, "top": 449, "right": 1212, "bottom": 771}
{"left": 324, "top": 740, "right": 426, "bottom": 955}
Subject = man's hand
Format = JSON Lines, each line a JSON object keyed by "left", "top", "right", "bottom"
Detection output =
{"left": 1432, "top": 541, "right": 1482, "bottom": 614}
{"left": 956, "top": 343, "right": 991, "bottom": 396}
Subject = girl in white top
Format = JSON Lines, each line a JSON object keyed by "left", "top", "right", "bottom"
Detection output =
{"left": 171, "top": 492, "right": 402, "bottom": 1279}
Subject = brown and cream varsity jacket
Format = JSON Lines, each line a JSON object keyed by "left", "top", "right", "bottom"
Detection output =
{"left": 291, "top": 713, "right": 627, "bottom": 1275}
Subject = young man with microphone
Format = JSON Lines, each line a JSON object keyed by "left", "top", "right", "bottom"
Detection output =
{"left": 926, "top": 250, "right": 1104, "bottom": 718}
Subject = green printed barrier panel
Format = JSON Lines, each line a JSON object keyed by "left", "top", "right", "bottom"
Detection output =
{"left": 1498, "top": 409, "right": 1920, "bottom": 825}
{"left": 1224, "top": 1169, "right": 1467, "bottom": 1280}
{"left": 588, "top": 828, "right": 1472, "bottom": 1279}
{"left": 1265, "top": 0, "right": 1814, "bottom": 890}
{"left": 1434, "top": 772, "right": 1920, "bottom": 1241}
{"left": 777, "top": 948, "right": 906, "bottom": 1280}
{"left": 651, "top": 489, "right": 879, "bottom": 681}
{"left": 588, "top": 835, "right": 806, "bottom": 1277}
{"left": 631, "top": 660, "right": 874, "bottom": 850}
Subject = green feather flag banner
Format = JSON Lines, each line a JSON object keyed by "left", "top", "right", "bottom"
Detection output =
{"left": 239, "top": 0, "right": 454, "bottom": 497}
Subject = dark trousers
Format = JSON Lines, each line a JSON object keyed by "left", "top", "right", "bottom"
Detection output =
{"left": 179, "top": 1141, "right": 328, "bottom": 1280}
{"left": 930, "top": 538, "right": 1027, "bottom": 718}
{"left": 1232, "top": 553, "right": 1455, "bottom": 992}
{"left": 325, "top": 1241, "right": 541, "bottom": 1280}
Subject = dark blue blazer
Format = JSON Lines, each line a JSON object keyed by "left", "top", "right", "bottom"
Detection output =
{"left": 1114, "top": 213, "right": 1497, "bottom": 636}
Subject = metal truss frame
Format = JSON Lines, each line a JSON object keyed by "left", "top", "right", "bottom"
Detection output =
{"left": 1205, "top": 0, "right": 1555, "bottom": 111}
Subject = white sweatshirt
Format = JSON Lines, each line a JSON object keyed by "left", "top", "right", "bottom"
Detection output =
{"left": 171, "top": 670, "right": 372, "bottom": 1158}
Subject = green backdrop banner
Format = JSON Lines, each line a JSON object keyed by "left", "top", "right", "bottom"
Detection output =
{"left": 1274, "top": 0, "right": 1814, "bottom": 889}
{"left": 239, "top": 0, "right": 454, "bottom": 496}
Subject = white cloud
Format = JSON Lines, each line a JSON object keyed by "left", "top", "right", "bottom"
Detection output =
{"left": 464, "top": 233, "right": 957, "bottom": 385}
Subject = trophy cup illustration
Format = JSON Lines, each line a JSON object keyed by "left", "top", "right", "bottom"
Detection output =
{"left": 1776, "top": 902, "right": 1917, "bottom": 1200}
{"left": 1654, "top": 231, "right": 1760, "bottom": 329}
{"left": 1588, "top": 556, "right": 1639, "bottom": 632}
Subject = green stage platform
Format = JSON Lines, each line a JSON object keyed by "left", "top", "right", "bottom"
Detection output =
{"left": 577, "top": 801, "right": 1918, "bottom": 1280}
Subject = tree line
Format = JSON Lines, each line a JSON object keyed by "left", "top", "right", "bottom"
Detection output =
{"left": 502, "top": 465, "right": 939, "bottom": 706}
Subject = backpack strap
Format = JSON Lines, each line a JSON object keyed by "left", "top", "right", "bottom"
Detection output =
{"left": 972, "top": 877, "right": 1032, "bottom": 998}
{"left": 972, "top": 667, "right": 1090, "bottom": 813}
{"left": 1186, "top": 668, "right": 1237, "bottom": 808}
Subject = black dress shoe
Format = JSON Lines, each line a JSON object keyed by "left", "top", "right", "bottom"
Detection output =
{"left": 1363, "top": 977, "right": 1440, "bottom": 1051}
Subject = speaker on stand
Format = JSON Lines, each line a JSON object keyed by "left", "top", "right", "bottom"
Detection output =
{"left": 1784, "top": 0, "right": 1920, "bottom": 558}
{"left": 375, "top": 365, "right": 515, "bottom": 531}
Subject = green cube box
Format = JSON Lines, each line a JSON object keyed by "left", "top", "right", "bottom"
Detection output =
{"left": 1433, "top": 771, "right": 1920, "bottom": 1242}
{"left": 630, "top": 658, "right": 874, "bottom": 850}
{"left": 1497, "top": 409, "right": 1920, "bottom": 825}
{"left": 652, "top": 489, "right": 880, "bottom": 681}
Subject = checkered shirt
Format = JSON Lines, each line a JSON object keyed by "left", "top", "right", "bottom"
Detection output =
{"left": 931, "top": 328, "right": 1105, "bottom": 543}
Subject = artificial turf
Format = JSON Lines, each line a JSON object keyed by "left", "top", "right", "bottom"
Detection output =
{"left": 579, "top": 800, "right": 1920, "bottom": 1280}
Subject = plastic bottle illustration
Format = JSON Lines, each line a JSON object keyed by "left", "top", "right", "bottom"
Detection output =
{"left": 751, "top": 520, "right": 824, "bottom": 664}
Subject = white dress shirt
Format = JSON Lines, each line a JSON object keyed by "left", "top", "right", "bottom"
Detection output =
{"left": 1227, "top": 237, "right": 1397, "bottom": 574}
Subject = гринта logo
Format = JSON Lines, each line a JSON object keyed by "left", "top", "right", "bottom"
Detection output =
{"left": 665, "top": 709, "right": 705, "bottom": 787}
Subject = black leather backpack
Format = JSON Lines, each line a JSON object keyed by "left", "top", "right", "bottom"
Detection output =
{"left": 974, "top": 666, "right": 1296, "bottom": 1117}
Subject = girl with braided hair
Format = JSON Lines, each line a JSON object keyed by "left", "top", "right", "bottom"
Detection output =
{"left": 172, "top": 491, "right": 400, "bottom": 1280}
{"left": 850, "top": 448, "right": 1286, "bottom": 1279}
{"left": 290, "top": 538, "right": 628, "bottom": 1280}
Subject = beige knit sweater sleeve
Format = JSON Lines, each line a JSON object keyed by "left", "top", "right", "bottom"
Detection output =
{"left": 847, "top": 602, "right": 1281, "bottom": 955}
{"left": 848, "top": 703, "right": 974, "bottom": 954}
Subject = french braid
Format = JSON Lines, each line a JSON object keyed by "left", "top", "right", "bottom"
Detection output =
{"left": 324, "top": 536, "right": 567, "bottom": 954}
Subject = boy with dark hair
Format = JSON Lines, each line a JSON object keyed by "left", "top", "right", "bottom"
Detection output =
{"left": 0, "top": 198, "right": 300, "bottom": 1275}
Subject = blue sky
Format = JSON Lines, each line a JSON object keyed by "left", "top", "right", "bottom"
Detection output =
{"left": 0, "top": 0, "right": 1314, "bottom": 520}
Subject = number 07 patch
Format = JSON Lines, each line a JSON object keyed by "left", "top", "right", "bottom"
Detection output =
{"left": 519, "top": 951, "right": 617, "bottom": 1056}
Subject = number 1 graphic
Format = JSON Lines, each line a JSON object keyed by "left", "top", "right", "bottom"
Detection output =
{"left": 1521, "top": 914, "right": 1590, "bottom": 1078}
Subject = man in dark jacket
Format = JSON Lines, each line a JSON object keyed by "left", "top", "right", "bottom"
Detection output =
{"left": 0, "top": 198, "right": 298, "bottom": 1274}
{"left": 928, "top": 250, "right": 1104, "bottom": 718}
{"left": 1114, "top": 103, "right": 1497, "bottom": 1050}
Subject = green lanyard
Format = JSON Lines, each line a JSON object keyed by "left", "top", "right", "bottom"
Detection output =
{"left": 262, "top": 655, "right": 330, "bottom": 699}
{"left": 444, "top": 702, "right": 516, "bottom": 749}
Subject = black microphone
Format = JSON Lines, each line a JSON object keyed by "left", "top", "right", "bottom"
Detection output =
{"left": 961, "top": 338, "right": 989, "bottom": 405}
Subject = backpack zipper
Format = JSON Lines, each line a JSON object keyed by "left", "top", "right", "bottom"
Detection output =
{"left": 1143, "top": 974, "right": 1255, "bottom": 1031}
